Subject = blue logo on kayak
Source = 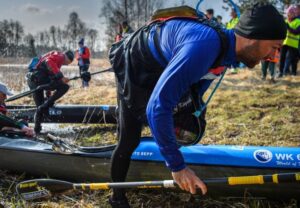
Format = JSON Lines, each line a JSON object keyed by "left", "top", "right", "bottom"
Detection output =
{"left": 254, "top": 150, "right": 273, "bottom": 163}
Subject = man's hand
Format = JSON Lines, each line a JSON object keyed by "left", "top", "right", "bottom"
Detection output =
{"left": 62, "top": 77, "right": 70, "bottom": 83}
{"left": 172, "top": 167, "right": 207, "bottom": 195}
{"left": 21, "top": 126, "right": 35, "bottom": 137}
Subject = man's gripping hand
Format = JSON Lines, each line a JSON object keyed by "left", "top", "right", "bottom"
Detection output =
{"left": 172, "top": 167, "right": 207, "bottom": 195}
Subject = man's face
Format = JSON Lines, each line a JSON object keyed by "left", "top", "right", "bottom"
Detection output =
{"left": 0, "top": 92, "right": 7, "bottom": 104}
{"left": 239, "top": 39, "right": 283, "bottom": 68}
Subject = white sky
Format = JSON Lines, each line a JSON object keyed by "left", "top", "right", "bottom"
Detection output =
{"left": 0, "top": 0, "right": 233, "bottom": 50}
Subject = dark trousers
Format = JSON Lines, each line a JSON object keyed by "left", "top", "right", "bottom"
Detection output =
{"left": 79, "top": 65, "right": 89, "bottom": 87}
{"left": 28, "top": 79, "right": 69, "bottom": 109}
{"left": 28, "top": 76, "right": 69, "bottom": 131}
{"left": 110, "top": 85, "right": 142, "bottom": 198}
{"left": 284, "top": 47, "right": 299, "bottom": 76}
{"left": 261, "top": 61, "right": 275, "bottom": 79}
{"left": 279, "top": 45, "right": 299, "bottom": 76}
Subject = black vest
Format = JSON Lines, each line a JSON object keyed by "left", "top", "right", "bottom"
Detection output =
{"left": 109, "top": 17, "right": 228, "bottom": 122}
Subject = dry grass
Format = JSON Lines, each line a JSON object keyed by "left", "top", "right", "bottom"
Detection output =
{"left": 0, "top": 63, "right": 300, "bottom": 207}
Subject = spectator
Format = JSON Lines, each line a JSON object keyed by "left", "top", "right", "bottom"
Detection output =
{"left": 216, "top": 15, "right": 224, "bottom": 27}
{"left": 227, "top": 8, "right": 240, "bottom": 74}
{"left": 261, "top": 49, "right": 279, "bottom": 83}
{"left": 279, "top": 5, "right": 300, "bottom": 77}
{"left": 226, "top": 9, "right": 239, "bottom": 29}
{"left": 206, "top": 9, "right": 217, "bottom": 22}
{"left": 121, "top": 21, "right": 134, "bottom": 38}
{"left": 76, "top": 38, "right": 91, "bottom": 88}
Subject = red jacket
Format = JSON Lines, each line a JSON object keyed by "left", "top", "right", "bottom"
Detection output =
{"left": 37, "top": 51, "right": 65, "bottom": 74}
{"left": 75, "top": 47, "right": 90, "bottom": 65}
{"left": 0, "top": 104, "right": 7, "bottom": 115}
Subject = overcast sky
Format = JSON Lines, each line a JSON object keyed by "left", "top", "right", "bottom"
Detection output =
{"left": 0, "top": 0, "right": 232, "bottom": 50}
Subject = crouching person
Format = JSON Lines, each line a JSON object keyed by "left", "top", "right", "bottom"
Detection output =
{"left": 0, "top": 83, "right": 34, "bottom": 137}
{"left": 27, "top": 50, "right": 74, "bottom": 133}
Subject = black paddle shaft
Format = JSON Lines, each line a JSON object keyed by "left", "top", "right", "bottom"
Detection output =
{"left": 69, "top": 68, "right": 113, "bottom": 81}
{"left": 5, "top": 68, "right": 113, "bottom": 102}
{"left": 16, "top": 172, "right": 300, "bottom": 201}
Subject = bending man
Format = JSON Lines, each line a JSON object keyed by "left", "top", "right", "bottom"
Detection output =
{"left": 27, "top": 50, "right": 74, "bottom": 133}
{"left": 109, "top": 3, "right": 286, "bottom": 208}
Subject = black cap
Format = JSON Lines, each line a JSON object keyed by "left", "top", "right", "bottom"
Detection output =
{"left": 206, "top": 9, "right": 214, "bottom": 15}
{"left": 64, "top": 50, "right": 74, "bottom": 62}
{"left": 78, "top": 38, "right": 84, "bottom": 45}
{"left": 234, "top": 3, "right": 287, "bottom": 40}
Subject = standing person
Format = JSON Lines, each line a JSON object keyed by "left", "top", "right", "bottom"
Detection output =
{"left": 121, "top": 21, "right": 134, "bottom": 39}
{"left": 205, "top": 8, "right": 217, "bottom": 22}
{"left": 216, "top": 15, "right": 224, "bottom": 28}
{"left": 76, "top": 38, "right": 91, "bottom": 88}
{"left": 261, "top": 49, "right": 280, "bottom": 83}
{"left": 226, "top": 8, "right": 240, "bottom": 74}
{"left": 279, "top": 5, "right": 300, "bottom": 77}
{"left": 108, "top": 3, "right": 286, "bottom": 208}
{"left": 0, "top": 83, "right": 34, "bottom": 137}
{"left": 115, "top": 24, "right": 123, "bottom": 42}
{"left": 27, "top": 50, "right": 74, "bottom": 133}
{"left": 226, "top": 8, "right": 239, "bottom": 30}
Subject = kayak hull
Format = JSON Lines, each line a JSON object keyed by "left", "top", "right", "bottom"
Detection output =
{"left": 7, "top": 105, "right": 117, "bottom": 124}
{"left": 0, "top": 136, "right": 300, "bottom": 199}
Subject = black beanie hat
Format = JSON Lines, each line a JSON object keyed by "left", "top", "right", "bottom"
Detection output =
{"left": 64, "top": 50, "right": 74, "bottom": 62}
{"left": 234, "top": 3, "right": 287, "bottom": 40}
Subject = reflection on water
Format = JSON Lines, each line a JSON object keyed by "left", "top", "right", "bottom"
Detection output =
{"left": 0, "top": 65, "right": 109, "bottom": 93}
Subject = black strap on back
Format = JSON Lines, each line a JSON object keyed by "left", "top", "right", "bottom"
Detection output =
{"left": 152, "top": 17, "right": 229, "bottom": 68}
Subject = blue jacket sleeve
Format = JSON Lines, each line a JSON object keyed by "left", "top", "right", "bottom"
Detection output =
{"left": 146, "top": 38, "right": 220, "bottom": 172}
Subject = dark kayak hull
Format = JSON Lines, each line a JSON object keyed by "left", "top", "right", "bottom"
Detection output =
{"left": 0, "top": 136, "right": 300, "bottom": 199}
{"left": 7, "top": 105, "right": 117, "bottom": 124}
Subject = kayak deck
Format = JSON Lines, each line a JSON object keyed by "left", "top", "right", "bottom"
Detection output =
{"left": 7, "top": 105, "right": 117, "bottom": 124}
{"left": 0, "top": 136, "right": 299, "bottom": 199}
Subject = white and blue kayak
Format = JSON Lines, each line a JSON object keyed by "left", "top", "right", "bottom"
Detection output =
{"left": 0, "top": 135, "right": 299, "bottom": 199}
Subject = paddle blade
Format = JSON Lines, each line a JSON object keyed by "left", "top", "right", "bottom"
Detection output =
{"left": 16, "top": 179, "right": 73, "bottom": 201}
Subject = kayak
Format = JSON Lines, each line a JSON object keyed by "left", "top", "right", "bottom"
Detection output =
{"left": 0, "top": 135, "right": 299, "bottom": 199}
{"left": 7, "top": 105, "right": 117, "bottom": 124}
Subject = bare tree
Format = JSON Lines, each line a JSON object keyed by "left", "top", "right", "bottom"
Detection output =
{"left": 14, "top": 21, "right": 24, "bottom": 47}
{"left": 50, "top": 25, "right": 57, "bottom": 48}
{"left": 65, "top": 12, "right": 87, "bottom": 49}
{"left": 100, "top": 0, "right": 163, "bottom": 50}
{"left": 24, "top": 34, "right": 37, "bottom": 57}
{"left": 87, "top": 29, "right": 98, "bottom": 52}
{"left": 231, "top": 0, "right": 299, "bottom": 12}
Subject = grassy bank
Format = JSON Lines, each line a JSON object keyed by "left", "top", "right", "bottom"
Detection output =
{"left": 1, "top": 67, "right": 300, "bottom": 207}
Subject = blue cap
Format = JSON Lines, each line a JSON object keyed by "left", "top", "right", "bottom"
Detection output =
{"left": 0, "top": 83, "right": 13, "bottom": 96}
{"left": 78, "top": 38, "right": 84, "bottom": 45}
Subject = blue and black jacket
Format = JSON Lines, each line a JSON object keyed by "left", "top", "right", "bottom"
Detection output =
{"left": 110, "top": 18, "right": 238, "bottom": 172}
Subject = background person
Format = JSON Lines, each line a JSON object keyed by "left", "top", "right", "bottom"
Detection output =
{"left": 226, "top": 8, "right": 240, "bottom": 74}
{"left": 75, "top": 38, "right": 91, "bottom": 88}
{"left": 0, "top": 83, "right": 34, "bottom": 137}
{"left": 27, "top": 50, "right": 74, "bottom": 133}
{"left": 121, "top": 21, "right": 134, "bottom": 39}
{"left": 261, "top": 49, "right": 279, "bottom": 83}
{"left": 205, "top": 8, "right": 217, "bottom": 22}
{"left": 279, "top": 5, "right": 300, "bottom": 77}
